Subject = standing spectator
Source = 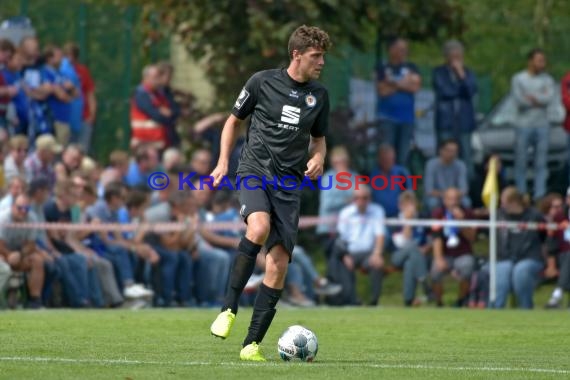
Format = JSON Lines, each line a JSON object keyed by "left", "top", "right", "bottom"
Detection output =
{"left": 424, "top": 139, "right": 470, "bottom": 212}
{"left": 432, "top": 40, "right": 478, "bottom": 179}
{"left": 63, "top": 42, "right": 97, "bottom": 154}
{"left": 316, "top": 145, "right": 358, "bottom": 258}
{"left": 42, "top": 44, "right": 79, "bottom": 146}
{"left": 20, "top": 36, "right": 54, "bottom": 139}
{"left": 2, "top": 50, "right": 29, "bottom": 136}
{"left": 329, "top": 186, "right": 386, "bottom": 306}
{"left": 130, "top": 65, "right": 172, "bottom": 150}
{"left": 431, "top": 187, "right": 476, "bottom": 307}
{"left": 376, "top": 37, "right": 421, "bottom": 165}
{"left": 370, "top": 143, "right": 412, "bottom": 218}
{"left": 561, "top": 70, "right": 570, "bottom": 184}
{"left": 24, "top": 134, "right": 61, "bottom": 190}
{"left": 157, "top": 61, "right": 181, "bottom": 147}
{"left": 0, "top": 38, "right": 17, "bottom": 137}
{"left": 492, "top": 187, "right": 545, "bottom": 309}
{"left": 511, "top": 48, "right": 555, "bottom": 201}
{"left": 0, "top": 193, "right": 46, "bottom": 308}
{"left": 3, "top": 134, "right": 29, "bottom": 182}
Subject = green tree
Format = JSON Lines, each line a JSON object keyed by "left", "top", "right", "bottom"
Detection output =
{"left": 103, "top": 0, "right": 465, "bottom": 111}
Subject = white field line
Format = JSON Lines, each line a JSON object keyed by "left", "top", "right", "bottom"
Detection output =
{"left": 0, "top": 356, "right": 568, "bottom": 374}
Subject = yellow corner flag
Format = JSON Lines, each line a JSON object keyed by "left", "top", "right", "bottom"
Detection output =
{"left": 481, "top": 156, "right": 499, "bottom": 208}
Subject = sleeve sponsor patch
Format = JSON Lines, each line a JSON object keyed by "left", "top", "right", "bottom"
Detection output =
{"left": 234, "top": 88, "right": 250, "bottom": 110}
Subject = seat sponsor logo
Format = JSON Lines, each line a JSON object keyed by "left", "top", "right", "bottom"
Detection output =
{"left": 280, "top": 105, "right": 300, "bottom": 125}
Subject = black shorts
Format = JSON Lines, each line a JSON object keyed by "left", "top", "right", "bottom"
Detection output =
{"left": 238, "top": 176, "right": 300, "bottom": 260}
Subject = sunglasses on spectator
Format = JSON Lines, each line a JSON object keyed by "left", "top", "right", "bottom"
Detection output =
{"left": 354, "top": 195, "right": 370, "bottom": 200}
{"left": 16, "top": 205, "right": 30, "bottom": 212}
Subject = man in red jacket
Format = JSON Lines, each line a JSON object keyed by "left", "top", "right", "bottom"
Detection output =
{"left": 562, "top": 72, "right": 570, "bottom": 183}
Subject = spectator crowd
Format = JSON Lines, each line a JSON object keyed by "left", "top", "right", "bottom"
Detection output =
{"left": 1, "top": 33, "right": 570, "bottom": 311}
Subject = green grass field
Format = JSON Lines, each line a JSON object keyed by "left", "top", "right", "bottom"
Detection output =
{"left": 0, "top": 307, "right": 569, "bottom": 379}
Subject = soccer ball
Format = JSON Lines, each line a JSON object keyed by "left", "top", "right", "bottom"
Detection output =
{"left": 277, "top": 325, "right": 318, "bottom": 362}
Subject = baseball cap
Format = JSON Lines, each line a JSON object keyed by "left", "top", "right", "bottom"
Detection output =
{"left": 35, "top": 134, "right": 63, "bottom": 153}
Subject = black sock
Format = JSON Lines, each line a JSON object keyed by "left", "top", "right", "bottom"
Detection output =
{"left": 243, "top": 283, "right": 283, "bottom": 347}
{"left": 222, "top": 237, "right": 262, "bottom": 314}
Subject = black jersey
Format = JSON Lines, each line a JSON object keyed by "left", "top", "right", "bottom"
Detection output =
{"left": 231, "top": 68, "right": 329, "bottom": 186}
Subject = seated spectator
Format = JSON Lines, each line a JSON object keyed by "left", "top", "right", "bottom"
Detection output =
{"left": 289, "top": 245, "right": 342, "bottom": 300}
{"left": 162, "top": 148, "right": 182, "bottom": 173}
{"left": 489, "top": 187, "right": 545, "bottom": 309}
{"left": 431, "top": 187, "right": 476, "bottom": 307}
{"left": 316, "top": 145, "right": 358, "bottom": 258}
{"left": 54, "top": 144, "right": 83, "bottom": 182}
{"left": 544, "top": 190, "right": 570, "bottom": 308}
{"left": 0, "top": 193, "right": 46, "bottom": 308}
{"left": 0, "top": 175, "right": 27, "bottom": 209}
{"left": 44, "top": 180, "right": 122, "bottom": 308}
{"left": 191, "top": 182, "right": 233, "bottom": 306}
{"left": 424, "top": 138, "right": 471, "bottom": 212}
{"left": 85, "top": 181, "right": 155, "bottom": 300}
{"left": 205, "top": 190, "right": 241, "bottom": 242}
{"left": 189, "top": 148, "right": 213, "bottom": 177}
{"left": 125, "top": 144, "right": 160, "bottom": 187}
{"left": 4, "top": 134, "right": 29, "bottom": 182}
{"left": 28, "top": 176, "right": 93, "bottom": 308}
{"left": 24, "top": 134, "right": 61, "bottom": 190}
{"left": 328, "top": 185, "right": 385, "bottom": 306}
{"left": 370, "top": 144, "right": 412, "bottom": 218}
{"left": 137, "top": 191, "right": 196, "bottom": 307}
{"left": 390, "top": 191, "right": 432, "bottom": 306}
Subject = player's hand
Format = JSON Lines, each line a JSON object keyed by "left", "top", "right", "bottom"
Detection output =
{"left": 342, "top": 255, "right": 354, "bottom": 271}
{"left": 210, "top": 164, "right": 228, "bottom": 187}
{"left": 304, "top": 157, "right": 324, "bottom": 180}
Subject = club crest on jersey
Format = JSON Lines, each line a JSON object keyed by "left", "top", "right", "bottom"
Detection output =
{"left": 305, "top": 94, "right": 317, "bottom": 108}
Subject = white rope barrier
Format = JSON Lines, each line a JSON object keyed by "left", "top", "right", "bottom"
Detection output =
{"left": 0, "top": 216, "right": 565, "bottom": 232}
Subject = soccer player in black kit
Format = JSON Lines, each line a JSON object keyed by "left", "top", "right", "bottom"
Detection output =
{"left": 209, "top": 25, "right": 331, "bottom": 361}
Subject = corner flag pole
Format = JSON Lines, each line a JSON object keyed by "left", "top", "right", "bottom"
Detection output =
{"left": 489, "top": 188, "right": 498, "bottom": 306}
{"left": 481, "top": 156, "right": 499, "bottom": 307}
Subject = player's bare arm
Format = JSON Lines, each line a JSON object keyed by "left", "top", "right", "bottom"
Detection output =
{"left": 211, "top": 114, "right": 242, "bottom": 187}
{"left": 305, "top": 135, "right": 326, "bottom": 179}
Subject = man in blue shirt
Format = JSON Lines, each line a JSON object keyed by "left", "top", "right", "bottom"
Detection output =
{"left": 376, "top": 37, "right": 422, "bottom": 166}
{"left": 432, "top": 40, "right": 478, "bottom": 179}
{"left": 42, "top": 44, "right": 79, "bottom": 145}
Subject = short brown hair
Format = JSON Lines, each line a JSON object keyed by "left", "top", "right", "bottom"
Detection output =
{"left": 109, "top": 150, "right": 129, "bottom": 167}
{"left": 9, "top": 134, "right": 28, "bottom": 150}
{"left": 288, "top": 25, "right": 331, "bottom": 59}
{"left": 0, "top": 38, "right": 15, "bottom": 54}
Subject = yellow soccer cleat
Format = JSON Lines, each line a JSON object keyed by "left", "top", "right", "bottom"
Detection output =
{"left": 240, "top": 342, "right": 266, "bottom": 361}
{"left": 210, "top": 309, "right": 235, "bottom": 339}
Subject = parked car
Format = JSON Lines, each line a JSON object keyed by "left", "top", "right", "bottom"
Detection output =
{"left": 471, "top": 88, "right": 567, "bottom": 193}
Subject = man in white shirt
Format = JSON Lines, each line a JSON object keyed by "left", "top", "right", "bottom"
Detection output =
{"left": 329, "top": 185, "right": 386, "bottom": 305}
